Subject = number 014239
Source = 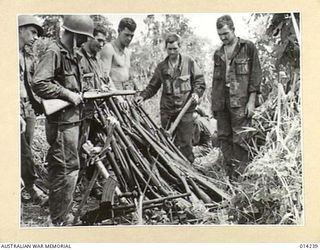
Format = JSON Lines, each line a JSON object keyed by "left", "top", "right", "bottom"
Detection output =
{"left": 300, "top": 244, "right": 319, "bottom": 249}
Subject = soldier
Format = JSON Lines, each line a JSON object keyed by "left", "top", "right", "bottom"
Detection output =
{"left": 32, "top": 15, "right": 94, "bottom": 226}
{"left": 192, "top": 108, "right": 213, "bottom": 158}
{"left": 79, "top": 24, "right": 108, "bottom": 92}
{"left": 77, "top": 25, "right": 111, "bottom": 199}
{"left": 19, "top": 15, "right": 48, "bottom": 205}
{"left": 211, "top": 15, "right": 262, "bottom": 177}
{"left": 100, "top": 17, "right": 137, "bottom": 90}
{"left": 135, "top": 33, "right": 206, "bottom": 163}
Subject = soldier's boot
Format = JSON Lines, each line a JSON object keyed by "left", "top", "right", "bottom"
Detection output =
{"left": 25, "top": 184, "right": 49, "bottom": 207}
{"left": 50, "top": 213, "right": 76, "bottom": 227}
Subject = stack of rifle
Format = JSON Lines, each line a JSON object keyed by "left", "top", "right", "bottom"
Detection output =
{"left": 78, "top": 96, "right": 230, "bottom": 225}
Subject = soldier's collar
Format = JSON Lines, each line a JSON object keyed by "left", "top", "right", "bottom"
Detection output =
{"left": 58, "top": 41, "right": 80, "bottom": 60}
{"left": 165, "top": 54, "right": 182, "bottom": 70}
{"left": 217, "top": 37, "right": 245, "bottom": 57}
{"left": 81, "top": 46, "right": 97, "bottom": 59}
{"left": 57, "top": 40, "right": 70, "bottom": 54}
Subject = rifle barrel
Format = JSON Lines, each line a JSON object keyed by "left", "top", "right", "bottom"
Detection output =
{"left": 84, "top": 90, "right": 136, "bottom": 99}
{"left": 113, "top": 192, "right": 191, "bottom": 211}
{"left": 42, "top": 90, "right": 136, "bottom": 115}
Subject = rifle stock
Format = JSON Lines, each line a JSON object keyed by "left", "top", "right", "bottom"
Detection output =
{"left": 42, "top": 90, "right": 136, "bottom": 116}
{"left": 42, "top": 99, "right": 70, "bottom": 116}
{"left": 167, "top": 98, "right": 193, "bottom": 136}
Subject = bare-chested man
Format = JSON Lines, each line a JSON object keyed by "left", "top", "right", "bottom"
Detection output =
{"left": 100, "top": 17, "right": 137, "bottom": 90}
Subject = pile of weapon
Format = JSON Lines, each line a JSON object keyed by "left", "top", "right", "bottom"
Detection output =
{"left": 48, "top": 91, "right": 230, "bottom": 225}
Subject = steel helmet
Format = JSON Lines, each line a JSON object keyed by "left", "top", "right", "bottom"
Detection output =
{"left": 18, "top": 15, "right": 43, "bottom": 36}
{"left": 62, "top": 15, "right": 94, "bottom": 38}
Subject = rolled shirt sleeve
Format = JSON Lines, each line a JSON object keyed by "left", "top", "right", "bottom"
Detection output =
{"left": 190, "top": 58, "right": 206, "bottom": 98}
{"left": 140, "top": 66, "right": 163, "bottom": 100}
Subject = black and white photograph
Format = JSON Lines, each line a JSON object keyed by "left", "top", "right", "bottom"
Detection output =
{"left": 18, "top": 12, "right": 302, "bottom": 228}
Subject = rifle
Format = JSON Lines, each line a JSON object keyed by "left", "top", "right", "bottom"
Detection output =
{"left": 81, "top": 192, "right": 191, "bottom": 224}
{"left": 167, "top": 97, "right": 193, "bottom": 136}
{"left": 41, "top": 89, "right": 136, "bottom": 115}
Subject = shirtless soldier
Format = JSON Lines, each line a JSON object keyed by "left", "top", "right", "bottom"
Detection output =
{"left": 100, "top": 17, "right": 137, "bottom": 90}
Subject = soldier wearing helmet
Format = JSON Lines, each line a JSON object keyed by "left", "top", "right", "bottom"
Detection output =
{"left": 19, "top": 15, "right": 43, "bottom": 47}
{"left": 19, "top": 15, "right": 49, "bottom": 206}
{"left": 32, "top": 15, "right": 94, "bottom": 226}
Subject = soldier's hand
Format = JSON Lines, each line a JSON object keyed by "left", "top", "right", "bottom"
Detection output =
{"left": 135, "top": 96, "right": 144, "bottom": 106}
{"left": 101, "top": 83, "right": 111, "bottom": 92}
{"left": 245, "top": 100, "right": 255, "bottom": 118}
{"left": 68, "top": 92, "right": 83, "bottom": 106}
{"left": 116, "top": 96, "right": 128, "bottom": 110}
{"left": 20, "top": 117, "right": 26, "bottom": 134}
{"left": 191, "top": 93, "right": 199, "bottom": 104}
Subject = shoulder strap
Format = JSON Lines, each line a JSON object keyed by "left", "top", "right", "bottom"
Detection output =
{"left": 23, "top": 53, "right": 33, "bottom": 98}
{"left": 229, "top": 40, "right": 245, "bottom": 65}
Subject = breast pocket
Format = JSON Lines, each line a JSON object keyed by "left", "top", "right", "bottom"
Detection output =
{"left": 82, "top": 72, "right": 95, "bottom": 91}
{"left": 235, "top": 58, "right": 250, "bottom": 75}
{"left": 213, "top": 61, "right": 223, "bottom": 79}
{"left": 177, "top": 74, "right": 191, "bottom": 93}
{"left": 64, "top": 72, "right": 79, "bottom": 91}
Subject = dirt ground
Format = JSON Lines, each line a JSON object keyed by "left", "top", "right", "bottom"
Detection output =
{"left": 20, "top": 148, "right": 222, "bottom": 227}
